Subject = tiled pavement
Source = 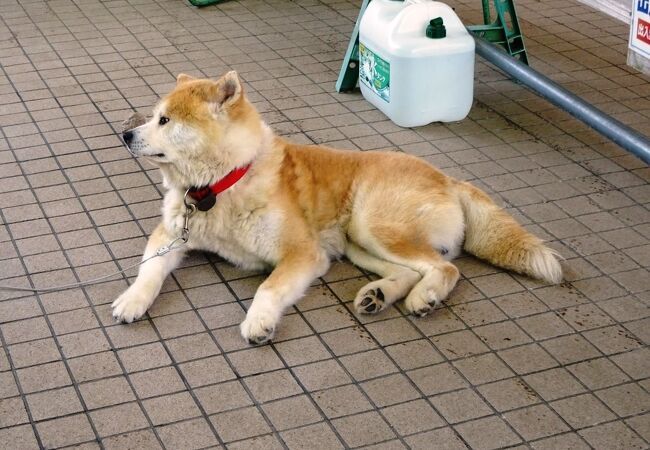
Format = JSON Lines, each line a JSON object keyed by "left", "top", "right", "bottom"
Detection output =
{"left": 0, "top": 0, "right": 649, "bottom": 448}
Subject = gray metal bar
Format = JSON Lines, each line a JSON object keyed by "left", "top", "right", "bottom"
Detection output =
{"left": 473, "top": 36, "right": 650, "bottom": 165}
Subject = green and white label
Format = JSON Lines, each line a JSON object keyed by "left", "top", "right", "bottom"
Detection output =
{"left": 359, "top": 43, "right": 390, "bottom": 102}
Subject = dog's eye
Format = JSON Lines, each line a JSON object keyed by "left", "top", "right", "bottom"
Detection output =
{"left": 159, "top": 116, "right": 170, "bottom": 126}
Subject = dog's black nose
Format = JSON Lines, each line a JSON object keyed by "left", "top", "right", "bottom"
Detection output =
{"left": 122, "top": 131, "right": 133, "bottom": 145}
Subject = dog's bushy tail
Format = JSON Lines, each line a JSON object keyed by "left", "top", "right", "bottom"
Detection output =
{"left": 456, "top": 181, "right": 562, "bottom": 284}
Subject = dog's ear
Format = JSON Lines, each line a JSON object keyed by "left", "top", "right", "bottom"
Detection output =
{"left": 176, "top": 73, "right": 194, "bottom": 85}
{"left": 214, "top": 70, "right": 243, "bottom": 107}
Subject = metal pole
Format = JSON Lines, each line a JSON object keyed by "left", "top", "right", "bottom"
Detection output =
{"left": 473, "top": 36, "right": 650, "bottom": 165}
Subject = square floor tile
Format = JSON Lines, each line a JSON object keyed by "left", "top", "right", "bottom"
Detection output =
{"left": 102, "top": 429, "right": 162, "bottom": 450}
{"left": 210, "top": 406, "right": 270, "bottom": 442}
{"left": 117, "top": 342, "right": 171, "bottom": 373}
{"left": 332, "top": 411, "right": 395, "bottom": 448}
{"left": 504, "top": 404, "right": 570, "bottom": 441}
{"left": 0, "top": 396, "right": 29, "bottom": 428}
{"left": 275, "top": 335, "right": 331, "bottom": 366}
{"left": 407, "top": 362, "right": 468, "bottom": 396}
{"left": 452, "top": 353, "right": 514, "bottom": 385}
{"left": 384, "top": 339, "right": 443, "bottom": 370}
{"left": 79, "top": 375, "right": 135, "bottom": 409}
{"left": 339, "top": 349, "right": 397, "bottom": 382}
{"left": 550, "top": 393, "right": 616, "bottom": 429}
{"left": 228, "top": 347, "right": 284, "bottom": 377}
{"left": 579, "top": 420, "right": 647, "bottom": 450}
{"left": 312, "top": 384, "right": 373, "bottom": 419}
{"left": 129, "top": 366, "right": 185, "bottom": 399}
{"left": 0, "top": 425, "right": 39, "bottom": 449}
{"left": 26, "top": 386, "right": 82, "bottom": 421}
{"left": 179, "top": 355, "right": 235, "bottom": 388}
{"left": 36, "top": 413, "right": 95, "bottom": 449}
{"left": 244, "top": 369, "right": 303, "bottom": 402}
{"left": 143, "top": 391, "right": 201, "bottom": 425}
{"left": 568, "top": 357, "right": 630, "bottom": 389}
{"left": 262, "top": 394, "right": 322, "bottom": 431}
{"left": 165, "top": 332, "right": 221, "bottom": 363}
{"left": 16, "top": 361, "right": 71, "bottom": 393}
{"left": 541, "top": 334, "right": 601, "bottom": 364}
{"left": 478, "top": 378, "right": 541, "bottom": 412}
{"left": 90, "top": 402, "right": 148, "bottom": 437}
{"left": 595, "top": 382, "right": 650, "bottom": 417}
{"left": 68, "top": 351, "right": 123, "bottom": 383}
{"left": 404, "top": 427, "right": 467, "bottom": 450}
{"left": 280, "top": 422, "right": 344, "bottom": 450}
{"left": 523, "top": 368, "right": 586, "bottom": 401}
{"left": 530, "top": 432, "right": 591, "bottom": 450}
{"left": 321, "top": 326, "right": 378, "bottom": 356}
{"left": 381, "top": 399, "right": 444, "bottom": 436}
{"left": 361, "top": 373, "right": 420, "bottom": 407}
{"left": 498, "top": 343, "right": 558, "bottom": 374}
{"left": 157, "top": 418, "right": 219, "bottom": 449}
{"left": 195, "top": 380, "right": 252, "bottom": 415}
{"left": 454, "top": 416, "right": 521, "bottom": 450}
{"left": 431, "top": 329, "right": 490, "bottom": 360}
{"left": 430, "top": 389, "right": 493, "bottom": 424}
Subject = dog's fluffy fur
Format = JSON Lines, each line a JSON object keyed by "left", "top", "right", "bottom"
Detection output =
{"left": 113, "top": 71, "right": 562, "bottom": 344}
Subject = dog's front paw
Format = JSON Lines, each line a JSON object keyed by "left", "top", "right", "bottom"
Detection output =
{"left": 240, "top": 308, "right": 277, "bottom": 345}
{"left": 112, "top": 288, "right": 152, "bottom": 323}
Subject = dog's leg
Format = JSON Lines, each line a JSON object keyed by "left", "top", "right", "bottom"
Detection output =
{"left": 112, "top": 223, "right": 185, "bottom": 323}
{"left": 240, "top": 247, "right": 329, "bottom": 344}
{"left": 358, "top": 228, "right": 460, "bottom": 317}
{"left": 403, "top": 259, "right": 460, "bottom": 317}
{"left": 346, "top": 242, "right": 421, "bottom": 315}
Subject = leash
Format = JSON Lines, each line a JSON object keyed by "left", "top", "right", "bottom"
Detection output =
{"left": 0, "top": 200, "right": 197, "bottom": 294}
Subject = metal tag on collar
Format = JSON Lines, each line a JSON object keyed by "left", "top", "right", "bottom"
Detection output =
{"left": 195, "top": 191, "right": 217, "bottom": 211}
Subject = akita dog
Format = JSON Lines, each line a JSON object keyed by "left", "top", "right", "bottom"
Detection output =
{"left": 116, "top": 71, "right": 562, "bottom": 344}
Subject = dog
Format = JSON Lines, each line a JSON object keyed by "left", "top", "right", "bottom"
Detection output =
{"left": 115, "top": 71, "right": 562, "bottom": 344}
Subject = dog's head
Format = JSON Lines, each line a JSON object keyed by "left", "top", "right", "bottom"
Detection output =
{"left": 122, "top": 71, "right": 263, "bottom": 187}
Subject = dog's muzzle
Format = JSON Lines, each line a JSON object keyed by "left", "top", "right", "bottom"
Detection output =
{"left": 122, "top": 130, "right": 134, "bottom": 146}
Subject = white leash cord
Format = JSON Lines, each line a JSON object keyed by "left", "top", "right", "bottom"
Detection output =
{"left": 0, "top": 236, "right": 186, "bottom": 293}
{"left": 0, "top": 202, "right": 196, "bottom": 294}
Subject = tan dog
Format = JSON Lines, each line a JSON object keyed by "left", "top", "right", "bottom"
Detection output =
{"left": 114, "top": 71, "right": 562, "bottom": 344}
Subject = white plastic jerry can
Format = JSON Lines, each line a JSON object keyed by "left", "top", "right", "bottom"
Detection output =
{"left": 359, "top": 0, "right": 475, "bottom": 127}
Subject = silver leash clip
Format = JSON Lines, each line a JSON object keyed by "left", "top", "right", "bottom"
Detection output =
{"left": 181, "top": 203, "right": 196, "bottom": 243}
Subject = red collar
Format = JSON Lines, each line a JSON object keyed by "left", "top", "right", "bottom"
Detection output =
{"left": 187, "top": 163, "right": 251, "bottom": 211}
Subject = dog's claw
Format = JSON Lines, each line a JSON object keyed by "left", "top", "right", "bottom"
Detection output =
{"left": 111, "top": 289, "right": 151, "bottom": 324}
{"left": 414, "top": 306, "right": 433, "bottom": 317}
{"left": 248, "top": 336, "right": 271, "bottom": 345}
{"left": 240, "top": 309, "right": 276, "bottom": 345}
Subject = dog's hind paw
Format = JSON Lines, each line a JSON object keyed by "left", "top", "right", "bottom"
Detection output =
{"left": 240, "top": 309, "right": 276, "bottom": 345}
{"left": 354, "top": 287, "right": 385, "bottom": 314}
{"left": 404, "top": 286, "right": 439, "bottom": 318}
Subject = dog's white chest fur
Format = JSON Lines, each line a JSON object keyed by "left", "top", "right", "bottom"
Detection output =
{"left": 162, "top": 188, "right": 278, "bottom": 271}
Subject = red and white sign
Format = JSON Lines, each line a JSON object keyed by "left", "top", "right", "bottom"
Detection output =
{"left": 630, "top": 0, "right": 650, "bottom": 58}
{"left": 637, "top": 17, "right": 650, "bottom": 45}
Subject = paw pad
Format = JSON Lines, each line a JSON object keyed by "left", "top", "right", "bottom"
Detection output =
{"left": 356, "top": 288, "right": 385, "bottom": 314}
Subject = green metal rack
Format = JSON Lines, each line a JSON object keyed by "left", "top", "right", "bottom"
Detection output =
{"left": 467, "top": 0, "right": 528, "bottom": 64}
{"left": 336, "top": 0, "right": 529, "bottom": 92}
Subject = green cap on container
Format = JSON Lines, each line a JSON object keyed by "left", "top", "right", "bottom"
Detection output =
{"left": 426, "top": 17, "right": 446, "bottom": 39}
